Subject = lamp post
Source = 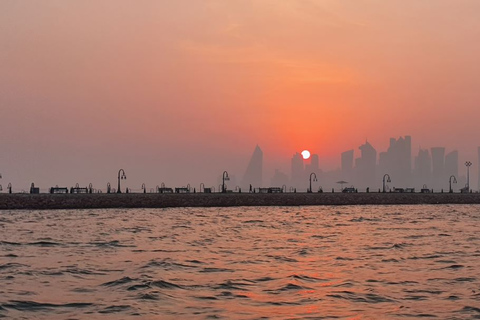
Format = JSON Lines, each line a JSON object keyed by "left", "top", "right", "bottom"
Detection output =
{"left": 222, "top": 171, "right": 230, "bottom": 193}
{"left": 117, "top": 169, "right": 126, "bottom": 193}
{"left": 465, "top": 161, "right": 472, "bottom": 192}
{"left": 142, "top": 183, "right": 146, "bottom": 193}
{"left": 449, "top": 175, "right": 457, "bottom": 193}
{"left": 382, "top": 174, "right": 391, "bottom": 193}
{"left": 308, "top": 173, "right": 317, "bottom": 193}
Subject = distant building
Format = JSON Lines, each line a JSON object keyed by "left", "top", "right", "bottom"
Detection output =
{"left": 270, "top": 169, "right": 289, "bottom": 188}
{"left": 242, "top": 145, "right": 263, "bottom": 189}
{"left": 431, "top": 147, "right": 445, "bottom": 190}
{"left": 355, "top": 141, "right": 377, "bottom": 188}
{"left": 379, "top": 136, "right": 412, "bottom": 187}
{"left": 445, "top": 150, "right": 458, "bottom": 182}
{"left": 341, "top": 150, "right": 354, "bottom": 182}
{"left": 305, "top": 154, "right": 320, "bottom": 176}
{"left": 414, "top": 148, "right": 431, "bottom": 188}
{"left": 290, "top": 152, "right": 305, "bottom": 189}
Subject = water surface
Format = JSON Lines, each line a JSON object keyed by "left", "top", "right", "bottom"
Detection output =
{"left": 1, "top": 205, "right": 480, "bottom": 319}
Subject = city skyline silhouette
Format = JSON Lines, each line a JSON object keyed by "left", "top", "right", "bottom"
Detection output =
{"left": 1, "top": 136, "right": 479, "bottom": 193}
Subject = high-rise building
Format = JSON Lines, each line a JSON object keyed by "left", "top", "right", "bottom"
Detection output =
{"left": 241, "top": 145, "right": 263, "bottom": 188}
{"left": 431, "top": 147, "right": 445, "bottom": 190}
{"left": 341, "top": 150, "right": 354, "bottom": 182}
{"left": 445, "top": 150, "right": 458, "bottom": 181}
{"left": 414, "top": 148, "right": 431, "bottom": 188}
{"left": 291, "top": 152, "right": 305, "bottom": 190}
{"left": 270, "top": 169, "right": 289, "bottom": 188}
{"left": 380, "top": 136, "right": 412, "bottom": 187}
{"left": 355, "top": 141, "right": 377, "bottom": 188}
{"left": 305, "top": 154, "right": 320, "bottom": 175}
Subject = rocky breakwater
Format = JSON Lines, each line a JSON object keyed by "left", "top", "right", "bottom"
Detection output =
{"left": 1, "top": 192, "right": 480, "bottom": 210}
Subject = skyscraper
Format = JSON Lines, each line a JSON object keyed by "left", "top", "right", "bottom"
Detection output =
{"left": 414, "top": 148, "right": 431, "bottom": 188}
{"left": 445, "top": 150, "right": 458, "bottom": 181}
{"left": 291, "top": 152, "right": 305, "bottom": 189}
{"left": 355, "top": 141, "right": 377, "bottom": 188}
{"left": 341, "top": 150, "right": 354, "bottom": 182}
{"left": 431, "top": 147, "right": 445, "bottom": 190}
{"left": 242, "top": 145, "right": 263, "bottom": 188}
{"left": 380, "top": 136, "right": 412, "bottom": 187}
{"left": 270, "top": 169, "right": 289, "bottom": 187}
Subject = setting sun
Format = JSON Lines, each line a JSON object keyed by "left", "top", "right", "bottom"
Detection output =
{"left": 301, "top": 150, "right": 311, "bottom": 160}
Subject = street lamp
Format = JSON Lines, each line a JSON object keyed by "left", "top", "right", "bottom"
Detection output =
{"left": 465, "top": 161, "right": 472, "bottom": 192}
{"left": 117, "top": 169, "right": 126, "bottom": 193}
{"left": 449, "top": 175, "right": 457, "bottom": 193}
{"left": 382, "top": 174, "right": 391, "bottom": 193}
{"left": 222, "top": 171, "right": 230, "bottom": 193}
{"left": 308, "top": 173, "right": 317, "bottom": 193}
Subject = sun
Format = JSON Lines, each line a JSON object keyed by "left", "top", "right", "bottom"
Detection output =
{"left": 301, "top": 150, "right": 311, "bottom": 160}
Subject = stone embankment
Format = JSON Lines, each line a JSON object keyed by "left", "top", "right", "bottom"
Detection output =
{"left": 1, "top": 193, "right": 480, "bottom": 210}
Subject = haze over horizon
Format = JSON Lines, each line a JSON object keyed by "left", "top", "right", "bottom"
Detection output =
{"left": 1, "top": 1, "right": 479, "bottom": 190}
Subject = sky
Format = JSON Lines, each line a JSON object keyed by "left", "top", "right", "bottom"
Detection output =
{"left": 1, "top": 0, "right": 480, "bottom": 191}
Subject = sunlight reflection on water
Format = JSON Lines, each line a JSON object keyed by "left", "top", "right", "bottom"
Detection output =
{"left": 1, "top": 205, "right": 480, "bottom": 319}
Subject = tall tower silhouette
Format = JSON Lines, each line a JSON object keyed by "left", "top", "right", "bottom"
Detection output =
{"left": 242, "top": 145, "right": 263, "bottom": 188}
{"left": 355, "top": 141, "right": 377, "bottom": 188}
{"left": 431, "top": 147, "right": 445, "bottom": 190}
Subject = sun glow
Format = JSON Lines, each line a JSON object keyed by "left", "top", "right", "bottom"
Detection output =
{"left": 301, "top": 150, "right": 311, "bottom": 160}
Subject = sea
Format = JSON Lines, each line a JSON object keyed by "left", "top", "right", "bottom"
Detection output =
{"left": 1, "top": 205, "right": 480, "bottom": 319}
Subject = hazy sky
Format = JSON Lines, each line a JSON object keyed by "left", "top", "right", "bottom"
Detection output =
{"left": 1, "top": 0, "right": 479, "bottom": 190}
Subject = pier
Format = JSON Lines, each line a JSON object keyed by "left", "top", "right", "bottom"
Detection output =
{"left": 1, "top": 192, "right": 480, "bottom": 210}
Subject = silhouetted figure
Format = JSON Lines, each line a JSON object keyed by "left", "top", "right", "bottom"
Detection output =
{"left": 126, "top": 188, "right": 129, "bottom": 193}
{"left": 366, "top": 187, "right": 370, "bottom": 193}
{"left": 294, "top": 188, "right": 296, "bottom": 193}
{"left": 332, "top": 188, "right": 334, "bottom": 193}
{"left": 249, "top": 184, "right": 252, "bottom": 193}
{"left": 194, "top": 188, "right": 196, "bottom": 193}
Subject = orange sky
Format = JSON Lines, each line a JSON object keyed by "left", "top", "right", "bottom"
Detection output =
{"left": 1, "top": 1, "right": 480, "bottom": 189}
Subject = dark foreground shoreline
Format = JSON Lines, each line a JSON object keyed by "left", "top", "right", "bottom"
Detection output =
{"left": 1, "top": 193, "right": 480, "bottom": 210}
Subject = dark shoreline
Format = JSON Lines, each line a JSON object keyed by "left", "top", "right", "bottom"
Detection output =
{"left": 1, "top": 193, "right": 480, "bottom": 210}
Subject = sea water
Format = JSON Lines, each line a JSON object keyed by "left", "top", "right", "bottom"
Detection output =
{"left": 1, "top": 205, "right": 480, "bottom": 319}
